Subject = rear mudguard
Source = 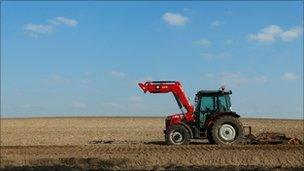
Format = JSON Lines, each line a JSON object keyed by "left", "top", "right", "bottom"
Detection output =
{"left": 206, "top": 111, "right": 240, "bottom": 128}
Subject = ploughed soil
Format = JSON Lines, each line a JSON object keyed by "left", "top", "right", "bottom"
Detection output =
{"left": 1, "top": 117, "right": 303, "bottom": 170}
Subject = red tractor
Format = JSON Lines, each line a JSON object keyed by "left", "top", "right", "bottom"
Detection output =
{"left": 139, "top": 81, "right": 245, "bottom": 145}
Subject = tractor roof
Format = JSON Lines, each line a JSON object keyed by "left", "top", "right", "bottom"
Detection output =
{"left": 196, "top": 89, "right": 232, "bottom": 96}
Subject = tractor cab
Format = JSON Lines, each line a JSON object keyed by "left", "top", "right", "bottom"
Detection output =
{"left": 194, "top": 88, "right": 233, "bottom": 128}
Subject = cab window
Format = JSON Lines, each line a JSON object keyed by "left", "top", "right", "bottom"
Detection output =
{"left": 218, "top": 95, "right": 228, "bottom": 111}
{"left": 200, "top": 96, "right": 215, "bottom": 111}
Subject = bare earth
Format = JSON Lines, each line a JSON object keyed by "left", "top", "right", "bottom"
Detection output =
{"left": 1, "top": 117, "right": 303, "bottom": 170}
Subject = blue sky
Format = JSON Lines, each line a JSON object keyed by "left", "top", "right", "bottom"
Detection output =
{"left": 1, "top": 1, "right": 303, "bottom": 119}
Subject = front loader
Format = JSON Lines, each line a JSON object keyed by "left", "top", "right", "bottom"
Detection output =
{"left": 138, "top": 81, "right": 247, "bottom": 145}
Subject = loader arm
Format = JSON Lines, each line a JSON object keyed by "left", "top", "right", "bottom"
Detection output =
{"left": 138, "top": 81, "right": 194, "bottom": 122}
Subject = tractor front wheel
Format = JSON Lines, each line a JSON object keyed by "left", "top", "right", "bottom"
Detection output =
{"left": 211, "top": 116, "right": 244, "bottom": 145}
{"left": 166, "top": 125, "right": 190, "bottom": 145}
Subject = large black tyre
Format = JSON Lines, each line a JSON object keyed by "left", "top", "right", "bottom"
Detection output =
{"left": 165, "top": 125, "right": 190, "bottom": 145}
{"left": 210, "top": 116, "right": 244, "bottom": 145}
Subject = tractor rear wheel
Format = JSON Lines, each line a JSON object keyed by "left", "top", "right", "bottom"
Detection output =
{"left": 166, "top": 125, "right": 190, "bottom": 145}
{"left": 211, "top": 116, "right": 244, "bottom": 145}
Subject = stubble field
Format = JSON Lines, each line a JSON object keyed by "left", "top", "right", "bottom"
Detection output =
{"left": 0, "top": 117, "right": 303, "bottom": 170}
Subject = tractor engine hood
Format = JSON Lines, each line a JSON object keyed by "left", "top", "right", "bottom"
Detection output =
{"left": 166, "top": 113, "right": 184, "bottom": 127}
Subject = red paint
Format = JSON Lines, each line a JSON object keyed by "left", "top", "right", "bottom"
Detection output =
{"left": 138, "top": 81, "right": 195, "bottom": 125}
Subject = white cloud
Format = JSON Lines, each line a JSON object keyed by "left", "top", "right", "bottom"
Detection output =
{"left": 211, "top": 20, "right": 225, "bottom": 27}
{"left": 101, "top": 102, "right": 125, "bottom": 109}
{"left": 71, "top": 101, "right": 87, "bottom": 108}
{"left": 248, "top": 25, "right": 303, "bottom": 43}
{"left": 162, "top": 13, "right": 188, "bottom": 26}
{"left": 182, "top": 8, "right": 196, "bottom": 14}
{"left": 202, "top": 52, "right": 231, "bottom": 60}
{"left": 44, "top": 75, "right": 71, "bottom": 85}
{"left": 280, "top": 26, "right": 303, "bottom": 41}
{"left": 19, "top": 104, "right": 33, "bottom": 109}
{"left": 80, "top": 79, "right": 92, "bottom": 84}
{"left": 254, "top": 76, "right": 268, "bottom": 83}
{"left": 133, "top": 76, "right": 154, "bottom": 83}
{"left": 108, "top": 70, "right": 126, "bottom": 79}
{"left": 24, "top": 16, "right": 78, "bottom": 37}
{"left": 207, "top": 72, "right": 268, "bottom": 87}
{"left": 43, "top": 74, "right": 95, "bottom": 86}
{"left": 248, "top": 25, "right": 282, "bottom": 42}
{"left": 23, "top": 24, "right": 54, "bottom": 37}
{"left": 220, "top": 72, "right": 249, "bottom": 86}
{"left": 101, "top": 96, "right": 146, "bottom": 111}
{"left": 225, "top": 39, "right": 234, "bottom": 44}
{"left": 18, "top": 104, "right": 41, "bottom": 109}
{"left": 194, "top": 38, "right": 211, "bottom": 47}
{"left": 55, "top": 16, "right": 78, "bottom": 26}
{"left": 128, "top": 96, "right": 143, "bottom": 102}
{"left": 128, "top": 102, "right": 145, "bottom": 109}
{"left": 204, "top": 73, "right": 214, "bottom": 78}
{"left": 47, "top": 17, "right": 78, "bottom": 27}
{"left": 282, "top": 73, "right": 299, "bottom": 81}
{"left": 225, "top": 10, "right": 234, "bottom": 16}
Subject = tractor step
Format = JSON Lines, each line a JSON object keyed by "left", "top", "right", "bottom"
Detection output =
{"left": 193, "top": 127, "right": 206, "bottom": 139}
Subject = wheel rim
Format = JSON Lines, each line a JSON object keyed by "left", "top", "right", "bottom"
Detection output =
{"left": 170, "top": 131, "right": 183, "bottom": 144}
{"left": 219, "top": 124, "right": 236, "bottom": 141}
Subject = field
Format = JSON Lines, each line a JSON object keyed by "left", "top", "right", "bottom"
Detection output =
{"left": 0, "top": 117, "right": 303, "bottom": 170}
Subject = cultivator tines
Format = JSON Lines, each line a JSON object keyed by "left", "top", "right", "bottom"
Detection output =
{"left": 288, "top": 138, "right": 301, "bottom": 145}
{"left": 245, "top": 131, "right": 302, "bottom": 145}
{"left": 255, "top": 132, "right": 287, "bottom": 144}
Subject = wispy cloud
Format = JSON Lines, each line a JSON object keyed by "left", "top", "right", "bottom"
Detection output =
{"left": 253, "top": 76, "right": 268, "bottom": 83}
{"left": 182, "top": 8, "right": 196, "bottom": 15}
{"left": 248, "top": 25, "right": 282, "bottom": 42}
{"left": 79, "top": 79, "right": 92, "bottom": 84}
{"left": 220, "top": 72, "right": 249, "bottom": 86}
{"left": 51, "top": 16, "right": 78, "bottom": 26}
{"left": 248, "top": 25, "right": 303, "bottom": 43}
{"left": 211, "top": 20, "right": 225, "bottom": 27}
{"left": 162, "top": 12, "right": 188, "bottom": 26}
{"left": 282, "top": 73, "right": 299, "bottom": 81}
{"left": 194, "top": 38, "right": 211, "bottom": 47}
{"left": 23, "top": 16, "right": 78, "bottom": 37}
{"left": 43, "top": 74, "right": 93, "bottom": 86}
{"left": 280, "top": 27, "right": 303, "bottom": 41}
{"left": 23, "top": 24, "right": 54, "bottom": 37}
{"left": 127, "top": 95, "right": 143, "bottom": 102}
{"left": 204, "top": 73, "right": 214, "bottom": 78}
{"left": 101, "top": 96, "right": 145, "bottom": 111}
{"left": 101, "top": 102, "right": 125, "bottom": 109}
{"left": 206, "top": 72, "right": 268, "bottom": 87}
{"left": 44, "top": 75, "right": 72, "bottom": 85}
{"left": 71, "top": 101, "right": 87, "bottom": 108}
{"left": 224, "top": 10, "right": 234, "bottom": 16}
{"left": 18, "top": 104, "right": 41, "bottom": 109}
{"left": 225, "top": 39, "right": 234, "bottom": 44}
{"left": 108, "top": 70, "right": 126, "bottom": 79}
{"left": 19, "top": 104, "right": 34, "bottom": 109}
{"left": 133, "top": 76, "right": 154, "bottom": 84}
{"left": 202, "top": 52, "right": 231, "bottom": 60}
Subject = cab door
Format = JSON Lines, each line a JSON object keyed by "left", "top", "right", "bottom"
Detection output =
{"left": 199, "top": 96, "right": 216, "bottom": 128}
